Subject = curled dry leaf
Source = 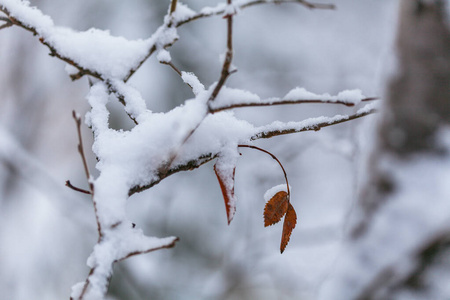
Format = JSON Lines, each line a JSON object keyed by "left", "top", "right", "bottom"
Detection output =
{"left": 264, "top": 191, "right": 289, "bottom": 227}
{"left": 280, "top": 203, "right": 297, "bottom": 253}
{"left": 214, "top": 162, "right": 237, "bottom": 225}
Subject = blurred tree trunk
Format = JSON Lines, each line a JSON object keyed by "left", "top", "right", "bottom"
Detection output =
{"left": 322, "top": 1, "right": 450, "bottom": 299}
{"left": 356, "top": 0, "right": 450, "bottom": 233}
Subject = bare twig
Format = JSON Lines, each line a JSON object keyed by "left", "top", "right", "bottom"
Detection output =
{"left": 251, "top": 107, "right": 377, "bottom": 140}
{"left": 161, "top": 61, "right": 182, "bottom": 76}
{"left": 65, "top": 180, "right": 91, "bottom": 195}
{"left": 116, "top": 237, "right": 180, "bottom": 262}
{"left": 72, "top": 110, "right": 102, "bottom": 238}
{"left": 0, "top": 16, "right": 12, "bottom": 30}
{"left": 208, "top": 1, "right": 234, "bottom": 102}
{"left": 72, "top": 111, "right": 93, "bottom": 191}
{"left": 160, "top": 60, "right": 206, "bottom": 95}
{"left": 211, "top": 97, "right": 378, "bottom": 113}
{"left": 124, "top": 44, "right": 157, "bottom": 83}
{"left": 169, "top": 0, "right": 178, "bottom": 15}
{"left": 238, "top": 145, "right": 290, "bottom": 195}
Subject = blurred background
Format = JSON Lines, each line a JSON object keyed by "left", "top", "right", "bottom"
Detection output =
{"left": 0, "top": 1, "right": 399, "bottom": 299}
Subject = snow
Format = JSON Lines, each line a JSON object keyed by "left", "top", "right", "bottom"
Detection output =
{"left": 264, "top": 184, "right": 290, "bottom": 202}
{"left": 0, "top": 0, "right": 54, "bottom": 30}
{"left": 200, "top": 3, "right": 228, "bottom": 16}
{"left": 356, "top": 101, "right": 378, "bottom": 114}
{"left": 0, "top": 0, "right": 180, "bottom": 80}
{"left": 209, "top": 86, "right": 371, "bottom": 111}
{"left": 44, "top": 27, "right": 152, "bottom": 79}
{"left": 283, "top": 87, "right": 366, "bottom": 105}
{"left": 108, "top": 79, "right": 150, "bottom": 123}
{"left": 85, "top": 83, "right": 110, "bottom": 133}
{"left": 210, "top": 86, "right": 261, "bottom": 109}
{"left": 181, "top": 71, "right": 205, "bottom": 96}
{"left": 214, "top": 146, "right": 240, "bottom": 223}
{"left": 256, "top": 115, "right": 348, "bottom": 134}
{"left": 171, "top": 2, "right": 197, "bottom": 23}
{"left": 156, "top": 49, "right": 171, "bottom": 63}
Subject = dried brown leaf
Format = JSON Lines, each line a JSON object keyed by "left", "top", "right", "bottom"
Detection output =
{"left": 280, "top": 203, "right": 297, "bottom": 253}
{"left": 214, "top": 162, "right": 237, "bottom": 225}
{"left": 264, "top": 191, "right": 289, "bottom": 227}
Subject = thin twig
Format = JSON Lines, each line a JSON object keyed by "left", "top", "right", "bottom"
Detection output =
{"left": 239, "top": 145, "right": 290, "bottom": 195}
{"left": 72, "top": 110, "right": 102, "bottom": 239}
{"left": 65, "top": 180, "right": 91, "bottom": 195}
{"left": 72, "top": 111, "right": 93, "bottom": 190}
{"left": 161, "top": 61, "right": 182, "bottom": 76}
{"left": 73, "top": 267, "right": 95, "bottom": 300}
{"left": 0, "top": 16, "right": 12, "bottom": 30}
{"left": 211, "top": 97, "right": 378, "bottom": 113}
{"left": 208, "top": 1, "right": 234, "bottom": 102}
{"left": 116, "top": 237, "right": 180, "bottom": 262}
{"left": 160, "top": 61, "right": 205, "bottom": 95}
{"left": 170, "top": 0, "right": 178, "bottom": 14}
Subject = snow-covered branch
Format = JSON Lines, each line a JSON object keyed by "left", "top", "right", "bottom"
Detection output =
{"left": 0, "top": 0, "right": 177, "bottom": 83}
{"left": 175, "top": 0, "right": 335, "bottom": 27}
{"left": 209, "top": 87, "right": 377, "bottom": 113}
{"left": 251, "top": 103, "right": 377, "bottom": 140}
{"left": 71, "top": 228, "right": 178, "bottom": 300}
{"left": 127, "top": 102, "right": 377, "bottom": 196}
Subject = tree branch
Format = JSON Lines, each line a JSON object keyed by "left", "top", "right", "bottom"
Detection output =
{"left": 153, "top": 1, "right": 235, "bottom": 180}
{"left": 116, "top": 237, "right": 180, "bottom": 262}
{"left": 251, "top": 106, "right": 377, "bottom": 140}
{"left": 73, "top": 236, "right": 179, "bottom": 300}
{"left": 65, "top": 180, "right": 91, "bottom": 195}
{"left": 160, "top": 60, "right": 205, "bottom": 94}
{"left": 128, "top": 153, "right": 217, "bottom": 196}
{"left": 176, "top": 0, "right": 335, "bottom": 27}
{"left": 72, "top": 111, "right": 94, "bottom": 192}
{"left": 169, "top": 0, "right": 178, "bottom": 15}
{"left": 72, "top": 111, "right": 101, "bottom": 238}
{"left": 0, "top": 15, "right": 12, "bottom": 30}
{"left": 208, "top": 1, "right": 235, "bottom": 103}
{"left": 0, "top": 8, "right": 103, "bottom": 81}
{"left": 210, "top": 97, "right": 378, "bottom": 113}
{"left": 123, "top": 44, "right": 157, "bottom": 83}
{"left": 128, "top": 106, "right": 377, "bottom": 196}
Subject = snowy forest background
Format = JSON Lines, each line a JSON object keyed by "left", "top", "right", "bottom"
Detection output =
{"left": 0, "top": 0, "right": 449, "bottom": 299}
